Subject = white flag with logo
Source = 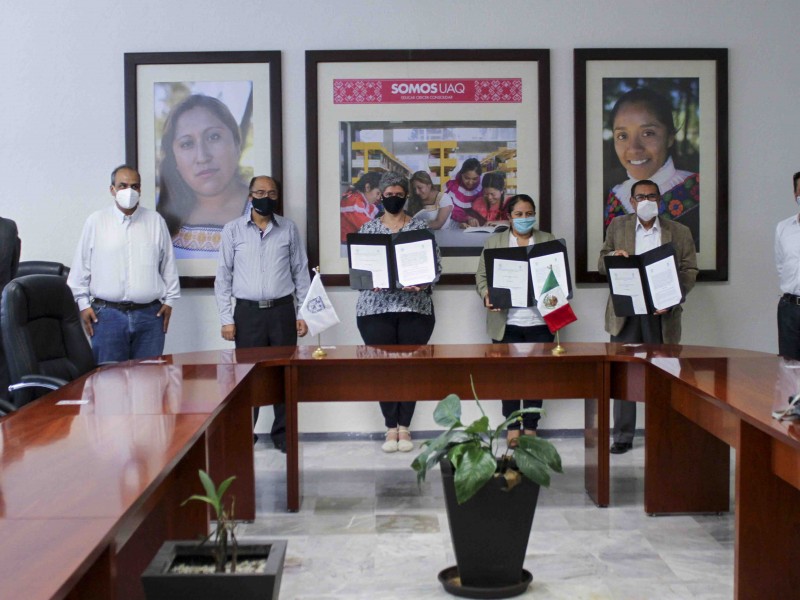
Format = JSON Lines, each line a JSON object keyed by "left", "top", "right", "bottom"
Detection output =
{"left": 299, "top": 273, "right": 340, "bottom": 337}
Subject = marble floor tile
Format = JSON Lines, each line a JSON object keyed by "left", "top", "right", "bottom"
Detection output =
{"left": 242, "top": 437, "right": 735, "bottom": 599}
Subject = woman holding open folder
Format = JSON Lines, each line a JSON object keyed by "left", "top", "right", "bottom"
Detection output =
{"left": 355, "top": 171, "right": 442, "bottom": 453}
{"left": 475, "top": 194, "right": 555, "bottom": 446}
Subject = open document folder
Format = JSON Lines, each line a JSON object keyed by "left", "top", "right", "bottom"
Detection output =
{"left": 603, "top": 243, "right": 684, "bottom": 316}
{"left": 484, "top": 239, "right": 572, "bottom": 309}
{"left": 347, "top": 229, "right": 437, "bottom": 290}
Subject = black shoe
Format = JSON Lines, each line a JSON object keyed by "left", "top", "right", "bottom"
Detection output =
{"left": 610, "top": 442, "right": 633, "bottom": 454}
{"left": 273, "top": 439, "right": 287, "bottom": 454}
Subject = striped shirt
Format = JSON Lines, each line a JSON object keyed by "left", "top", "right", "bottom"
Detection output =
{"left": 214, "top": 213, "right": 311, "bottom": 326}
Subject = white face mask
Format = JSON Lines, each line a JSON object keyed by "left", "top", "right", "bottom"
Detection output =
{"left": 635, "top": 199, "right": 659, "bottom": 222}
{"left": 115, "top": 188, "right": 140, "bottom": 210}
{"left": 795, "top": 195, "right": 800, "bottom": 206}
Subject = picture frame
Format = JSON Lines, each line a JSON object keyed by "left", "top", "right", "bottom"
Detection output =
{"left": 306, "top": 49, "right": 550, "bottom": 285}
{"left": 574, "top": 48, "right": 728, "bottom": 283}
{"left": 124, "top": 51, "right": 283, "bottom": 288}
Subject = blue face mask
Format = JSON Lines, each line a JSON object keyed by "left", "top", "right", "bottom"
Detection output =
{"left": 512, "top": 217, "right": 536, "bottom": 234}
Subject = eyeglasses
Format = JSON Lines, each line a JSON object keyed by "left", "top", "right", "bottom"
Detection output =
{"left": 633, "top": 193, "right": 659, "bottom": 202}
{"left": 116, "top": 182, "right": 141, "bottom": 192}
{"left": 250, "top": 190, "right": 279, "bottom": 199}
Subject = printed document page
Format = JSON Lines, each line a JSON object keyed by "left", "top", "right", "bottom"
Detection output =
{"left": 493, "top": 258, "right": 529, "bottom": 307}
{"left": 644, "top": 255, "right": 682, "bottom": 310}
{"left": 350, "top": 244, "right": 390, "bottom": 289}
{"left": 609, "top": 268, "right": 647, "bottom": 314}
{"left": 395, "top": 239, "right": 435, "bottom": 287}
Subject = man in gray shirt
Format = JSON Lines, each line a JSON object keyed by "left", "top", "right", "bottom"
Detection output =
{"left": 215, "top": 175, "right": 310, "bottom": 451}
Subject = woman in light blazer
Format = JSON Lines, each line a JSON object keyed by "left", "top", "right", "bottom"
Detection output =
{"left": 475, "top": 194, "right": 554, "bottom": 446}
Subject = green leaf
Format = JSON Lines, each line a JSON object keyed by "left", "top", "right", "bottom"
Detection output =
{"left": 518, "top": 436, "right": 563, "bottom": 473}
{"left": 181, "top": 494, "right": 216, "bottom": 508}
{"left": 450, "top": 443, "right": 496, "bottom": 504}
{"left": 412, "top": 429, "right": 461, "bottom": 485}
{"left": 465, "top": 415, "right": 490, "bottom": 435}
{"left": 433, "top": 394, "right": 462, "bottom": 427}
{"left": 216, "top": 475, "right": 237, "bottom": 502}
{"left": 198, "top": 470, "right": 219, "bottom": 506}
{"left": 514, "top": 449, "right": 552, "bottom": 487}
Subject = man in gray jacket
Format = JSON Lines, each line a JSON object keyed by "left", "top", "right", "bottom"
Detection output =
{"left": 598, "top": 179, "right": 697, "bottom": 454}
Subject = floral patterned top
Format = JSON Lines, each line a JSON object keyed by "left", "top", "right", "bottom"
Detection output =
{"left": 604, "top": 157, "right": 700, "bottom": 248}
{"left": 355, "top": 217, "right": 442, "bottom": 317}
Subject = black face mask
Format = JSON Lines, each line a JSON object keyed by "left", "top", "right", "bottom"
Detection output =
{"left": 252, "top": 197, "right": 276, "bottom": 216}
{"left": 382, "top": 195, "right": 406, "bottom": 215}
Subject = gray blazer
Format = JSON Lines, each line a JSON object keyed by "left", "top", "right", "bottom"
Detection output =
{"left": 597, "top": 214, "right": 697, "bottom": 344}
{"left": 476, "top": 228, "right": 555, "bottom": 341}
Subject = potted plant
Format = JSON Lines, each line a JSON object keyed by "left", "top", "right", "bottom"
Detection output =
{"left": 412, "top": 380, "right": 562, "bottom": 598}
{"left": 141, "top": 470, "right": 286, "bottom": 600}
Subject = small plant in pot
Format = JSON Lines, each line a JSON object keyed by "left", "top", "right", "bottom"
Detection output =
{"left": 141, "top": 470, "right": 286, "bottom": 600}
{"left": 412, "top": 379, "right": 562, "bottom": 599}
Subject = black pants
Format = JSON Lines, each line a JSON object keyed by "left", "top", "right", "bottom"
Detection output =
{"left": 778, "top": 296, "right": 800, "bottom": 360}
{"left": 234, "top": 301, "right": 297, "bottom": 443}
{"left": 356, "top": 311, "right": 435, "bottom": 428}
{"left": 494, "top": 324, "right": 554, "bottom": 430}
{"left": 610, "top": 314, "right": 663, "bottom": 444}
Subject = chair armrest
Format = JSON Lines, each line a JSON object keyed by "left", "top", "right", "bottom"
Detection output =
{"left": 8, "top": 374, "right": 69, "bottom": 393}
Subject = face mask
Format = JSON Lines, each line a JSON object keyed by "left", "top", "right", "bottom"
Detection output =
{"left": 115, "top": 188, "right": 139, "bottom": 210}
{"left": 382, "top": 195, "right": 406, "bottom": 215}
{"left": 512, "top": 217, "right": 536, "bottom": 234}
{"left": 635, "top": 199, "right": 659, "bottom": 222}
{"left": 251, "top": 197, "right": 275, "bottom": 216}
{"left": 796, "top": 196, "right": 800, "bottom": 206}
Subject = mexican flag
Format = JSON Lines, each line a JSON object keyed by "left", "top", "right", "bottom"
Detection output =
{"left": 537, "top": 268, "right": 577, "bottom": 334}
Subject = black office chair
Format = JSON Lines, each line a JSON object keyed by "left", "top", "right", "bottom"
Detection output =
{"left": 15, "top": 261, "right": 70, "bottom": 279}
{"left": 0, "top": 274, "right": 95, "bottom": 412}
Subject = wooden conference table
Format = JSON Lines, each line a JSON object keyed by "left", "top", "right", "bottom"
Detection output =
{"left": 1, "top": 342, "right": 799, "bottom": 599}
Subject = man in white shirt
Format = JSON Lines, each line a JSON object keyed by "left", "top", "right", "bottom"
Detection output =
{"left": 775, "top": 171, "right": 800, "bottom": 360}
{"left": 68, "top": 165, "right": 180, "bottom": 362}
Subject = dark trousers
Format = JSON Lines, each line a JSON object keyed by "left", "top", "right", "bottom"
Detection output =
{"left": 778, "top": 296, "right": 800, "bottom": 360}
{"left": 610, "top": 315, "right": 663, "bottom": 443}
{"left": 356, "top": 311, "right": 435, "bottom": 428}
{"left": 234, "top": 301, "right": 297, "bottom": 443}
{"left": 494, "top": 324, "right": 554, "bottom": 430}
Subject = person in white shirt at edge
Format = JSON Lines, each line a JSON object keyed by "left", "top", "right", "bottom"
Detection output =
{"left": 775, "top": 171, "right": 800, "bottom": 361}
{"left": 68, "top": 165, "right": 180, "bottom": 363}
{"left": 214, "top": 175, "right": 310, "bottom": 452}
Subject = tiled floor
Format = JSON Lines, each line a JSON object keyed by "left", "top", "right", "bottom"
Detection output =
{"left": 240, "top": 437, "right": 734, "bottom": 599}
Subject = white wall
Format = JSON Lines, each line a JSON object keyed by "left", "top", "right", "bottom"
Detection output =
{"left": 2, "top": 1, "right": 799, "bottom": 433}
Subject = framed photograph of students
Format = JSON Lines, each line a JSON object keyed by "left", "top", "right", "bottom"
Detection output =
{"left": 307, "top": 49, "right": 550, "bottom": 285}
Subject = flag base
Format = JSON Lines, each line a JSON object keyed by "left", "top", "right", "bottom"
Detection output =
{"left": 312, "top": 347, "right": 327, "bottom": 359}
{"left": 551, "top": 343, "right": 566, "bottom": 355}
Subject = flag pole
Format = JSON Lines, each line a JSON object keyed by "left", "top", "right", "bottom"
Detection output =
{"left": 311, "top": 266, "right": 327, "bottom": 359}
{"left": 552, "top": 329, "right": 566, "bottom": 355}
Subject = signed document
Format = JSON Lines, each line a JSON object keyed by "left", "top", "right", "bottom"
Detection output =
{"left": 609, "top": 268, "right": 647, "bottom": 314}
{"left": 395, "top": 239, "right": 436, "bottom": 287}
{"left": 603, "top": 243, "right": 683, "bottom": 316}
{"left": 530, "top": 252, "right": 569, "bottom": 301}
{"left": 493, "top": 258, "right": 529, "bottom": 307}
{"left": 350, "top": 244, "right": 390, "bottom": 289}
{"left": 644, "top": 255, "right": 682, "bottom": 310}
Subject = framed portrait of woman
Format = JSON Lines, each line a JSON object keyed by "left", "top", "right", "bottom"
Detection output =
{"left": 574, "top": 48, "right": 728, "bottom": 283}
{"left": 124, "top": 51, "right": 282, "bottom": 287}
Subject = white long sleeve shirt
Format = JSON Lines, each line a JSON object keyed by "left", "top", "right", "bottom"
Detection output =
{"left": 68, "top": 205, "right": 180, "bottom": 311}
{"left": 776, "top": 214, "right": 800, "bottom": 295}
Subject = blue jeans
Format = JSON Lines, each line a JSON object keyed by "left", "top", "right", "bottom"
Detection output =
{"left": 91, "top": 301, "right": 165, "bottom": 363}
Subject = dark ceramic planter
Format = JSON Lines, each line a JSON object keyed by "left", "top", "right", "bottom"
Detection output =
{"left": 440, "top": 460, "right": 540, "bottom": 597}
{"left": 141, "top": 539, "right": 286, "bottom": 600}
